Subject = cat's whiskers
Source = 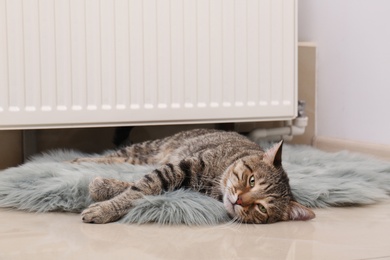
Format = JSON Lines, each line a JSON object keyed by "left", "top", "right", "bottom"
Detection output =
{"left": 234, "top": 216, "right": 245, "bottom": 227}
{"left": 217, "top": 217, "right": 242, "bottom": 230}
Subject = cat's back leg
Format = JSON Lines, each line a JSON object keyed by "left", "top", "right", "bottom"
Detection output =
{"left": 71, "top": 138, "right": 168, "bottom": 165}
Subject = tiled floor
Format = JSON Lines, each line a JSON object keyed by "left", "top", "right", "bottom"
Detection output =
{"left": 1, "top": 201, "right": 390, "bottom": 260}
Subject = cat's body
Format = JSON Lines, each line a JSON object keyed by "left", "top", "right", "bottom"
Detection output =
{"left": 75, "top": 129, "right": 315, "bottom": 224}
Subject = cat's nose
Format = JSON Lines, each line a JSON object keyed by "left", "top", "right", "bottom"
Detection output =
{"left": 236, "top": 196, "right": 243, "bottom": 205}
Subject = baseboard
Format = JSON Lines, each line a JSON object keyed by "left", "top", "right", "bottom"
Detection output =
{"left": 313, "top": 136, "right": 390, "bottom": 161}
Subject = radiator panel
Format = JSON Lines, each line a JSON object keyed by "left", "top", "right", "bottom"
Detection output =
{"left": 0, "top": 0, "right": 297, "bottom": 129}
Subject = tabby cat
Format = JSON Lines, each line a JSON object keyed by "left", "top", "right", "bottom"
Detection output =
{"left": 73, "top": 129, "right": 315, "bottom": 224}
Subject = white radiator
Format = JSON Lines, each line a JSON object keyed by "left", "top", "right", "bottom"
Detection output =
{"left": 0, "top": 0, "right": 297, "bottom": 129}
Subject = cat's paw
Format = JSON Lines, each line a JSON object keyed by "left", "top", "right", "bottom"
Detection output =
{"left": 89, "top": 177, "right": 133, "bottom": 202}
{"left": 81, "top": 201, "right": 121, "bottom": 224}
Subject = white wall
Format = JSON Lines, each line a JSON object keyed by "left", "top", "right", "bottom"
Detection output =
{"left": 298, "top": 0, "right": 390, "bottom": 146}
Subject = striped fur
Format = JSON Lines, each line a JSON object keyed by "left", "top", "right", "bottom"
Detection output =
{"left": 75, "top": 129, "right": 315, "bottom": 224}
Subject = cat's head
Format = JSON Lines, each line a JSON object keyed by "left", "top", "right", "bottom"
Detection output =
{"left": 221, "top": 141, "right": 315, "bottom": 224}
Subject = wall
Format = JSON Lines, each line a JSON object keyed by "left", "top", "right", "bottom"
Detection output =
{"left": 298, "top": 0, "right": 390, "bottom": 146}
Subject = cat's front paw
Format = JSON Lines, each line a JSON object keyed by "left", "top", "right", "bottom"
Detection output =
{"left": 81, "top": 201, "right": 121, "bottom": 224}
{"left": 89, "top": 177, "right": 133, "bottom": 202}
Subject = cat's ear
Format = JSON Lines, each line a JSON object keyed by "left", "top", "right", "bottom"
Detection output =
{"left": 263, "top": 140, "right": 283, "bottom": 167}
{"left": 287, "top": 201, "right": 316, "bottom": 221}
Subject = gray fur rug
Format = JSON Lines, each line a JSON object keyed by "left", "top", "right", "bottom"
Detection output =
{"left": 1, "top": 144, "right": 390, "bottom": 225}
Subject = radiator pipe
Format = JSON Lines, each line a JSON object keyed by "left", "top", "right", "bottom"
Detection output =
{"left": 248, "top": 116, "right": 308, "bottom": 142}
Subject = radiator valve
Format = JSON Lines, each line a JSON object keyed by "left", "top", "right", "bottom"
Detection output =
{"left": 298, "top": 100, "right": 306, "bottom": 118}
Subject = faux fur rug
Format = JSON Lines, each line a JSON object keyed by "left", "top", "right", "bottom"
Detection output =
{"left": 1, "top": 144, "right": 390, "bottom": 225}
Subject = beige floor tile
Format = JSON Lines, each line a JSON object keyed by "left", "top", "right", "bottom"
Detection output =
{"left": 1, "top": 201, "right": 390, "bottom": 260}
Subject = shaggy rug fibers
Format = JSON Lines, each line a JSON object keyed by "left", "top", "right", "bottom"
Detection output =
{"left": 1, "top": 144, "right": 390, "bottom": 225}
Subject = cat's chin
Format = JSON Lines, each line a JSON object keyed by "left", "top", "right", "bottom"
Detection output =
{"left": 222, "top": 194, "right": 238, "bottom": 218}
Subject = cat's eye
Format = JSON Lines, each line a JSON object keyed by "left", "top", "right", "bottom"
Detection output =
{"left": 249, "top": 175, "right": 255, "bottom": 187}
{"left": 258, "top": 204, "right": 267, "bottom": 213}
